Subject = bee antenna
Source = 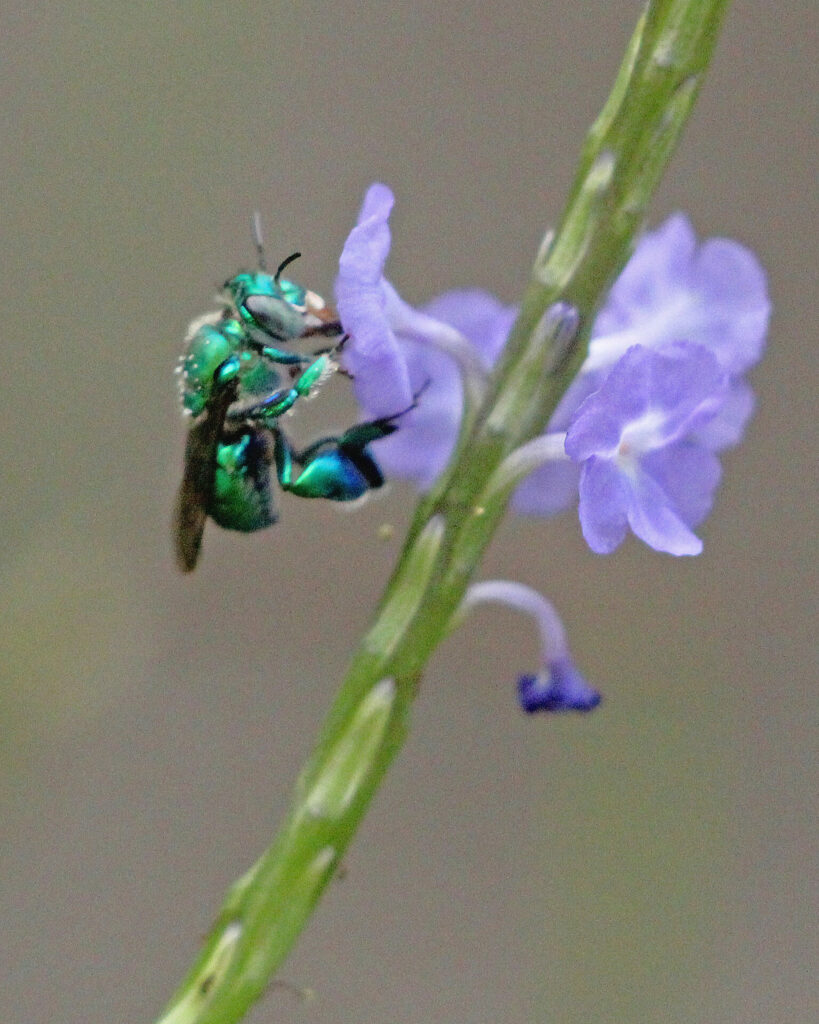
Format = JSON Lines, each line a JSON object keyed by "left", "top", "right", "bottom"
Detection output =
{"left": 274, "top": 251, "right": 302, "bottom": 283}
{"left": 252, "top": 210, "right": 267, "bottom": 271}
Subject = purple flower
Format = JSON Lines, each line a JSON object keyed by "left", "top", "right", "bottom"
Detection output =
{"left": 336, "top": 187, "right": 769, "bottom": 555}
{"left": 513, "top": 215, "right": 769, "bottom": 520}
{"left": 565, "top": 343, "right": 728, "bottom": 555}
{"left": 336, "top": 184, "right": 514, "bottom": 487}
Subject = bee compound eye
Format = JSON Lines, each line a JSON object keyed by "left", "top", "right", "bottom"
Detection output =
{"left": 243, "top": 294, "right": 303, "bottom": 342}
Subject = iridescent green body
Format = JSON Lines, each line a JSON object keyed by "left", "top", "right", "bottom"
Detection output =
{"left": 174, "top": 349, "right": 348, "bottom": 570}
{"left": 175, "top": 365, "right": 407, "bottom": 571}
{"left": 179, "top": 318, "right": 269, "bottom": 418}
{"left": 202, "top": 415, "right": 399, "bottom": 538}
{"left": 210, "top": 426, "right": 277, "bottom": 532}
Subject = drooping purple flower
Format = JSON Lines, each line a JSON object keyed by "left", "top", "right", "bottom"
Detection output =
{"left": 564, "top": 343, "right": 728, "bottom": 555}
{"left": 460, "top": 579, "right": 601, "bottom": 714}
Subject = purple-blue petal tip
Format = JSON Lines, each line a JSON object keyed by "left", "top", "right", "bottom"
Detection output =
{"left": 517, "top": 659, "right": 601, "bottom": 714}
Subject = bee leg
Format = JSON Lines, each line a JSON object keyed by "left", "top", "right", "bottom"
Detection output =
{"left": 272, "top": 415, "right": 397, "bottom": 503}
{"left": 227, "top": 354, "right": 336, "bottom": 425}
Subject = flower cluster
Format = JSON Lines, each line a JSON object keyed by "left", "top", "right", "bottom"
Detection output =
{"left": 336, "top": 184, "right": 770, "bottom": 556}
{"left": 334, "top": 184, "right": 770, "bottom": 712}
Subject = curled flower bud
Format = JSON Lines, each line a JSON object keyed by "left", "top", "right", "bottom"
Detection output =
{"left": 459, "top": 580, "right": 601, "bottom": 715}
{"left": 518, "top": 661, "right": 601, "bottom": 714}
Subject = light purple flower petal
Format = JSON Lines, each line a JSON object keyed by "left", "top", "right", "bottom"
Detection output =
{"left": 623, "top": 465, "right": 704, "bottom": 555}
{"left": 593, "top": 214, "right": 697, "bottom": 337}
{"left": 578, "top": 446, "right": 710, "bottom": 557}
{"left": 423, "top": 289, "right": 516, "bottom": 366}
{"left": 576, "top": 457, "right": 630, "bottom": 554}
{"left": 692, "top": 381, "right": 756, "bottom": 451}
{"left": 511, "top": 458, "right": 581, "bottom": 517}
{"left": 371, "top": 288, "right": 518, "bottom": 486}
{"left": 338, "top": 182, "right": 394, "bottom": 286}
{"left": 368, "top": 332, "right": 463, "bottom": 487}
{"left": 587, "top": 214, "right": 771, "bottom": 376}
{"left": 693, "top": 237, "right": 771, "bottom": 373}
{"left": 566, "top": 344, "right": 727, "bottom": 463}
{"left": 641, "top": 444, "right": 722, "bottom": 529}
{"left": 336, "top": 184, "right": 413, "bottom": 414}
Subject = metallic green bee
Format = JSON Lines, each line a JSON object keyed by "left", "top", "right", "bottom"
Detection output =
{"left": 174, "top": 224, "right": 409, "bottom": 572}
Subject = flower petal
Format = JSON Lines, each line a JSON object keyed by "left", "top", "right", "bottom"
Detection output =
{"left": 422, "top": 289, "right": 516, "bottom": 366}
{"left": 624, "top": 465, "right": 704, "bottom": 555}
{"left": 593, "top": 213, "right": 697, "bottom": 338}
{"left": 368, "top": 337, "right": 463, "bottom": 487}
{"left": 641, "top": 443, "right": 722, "bottom": 529}
{"left": 337, "top": 183, "right": 394, "bottom": 286}
{"left": 588, "top": 214, "right": 770, "bottom": 376}
{"left": 569, "top": 347, "right": 726, "bottom": 555}
{"left": 577, "top": 457, "right": 630, "bottom": 554}
{"left": 692, "top": 381, "right": 756, "bottom": 452}
{"left": 565, "top": 344, "right": 727, "bottom": 463}
{"left": 511, "top": 458, "right": 580, "bottom": 517}
{"left": 692, "top": 237, "right": 771, "bottom": 374}
{"left": 336, "top": 184, "right": 413, "bottom": 414}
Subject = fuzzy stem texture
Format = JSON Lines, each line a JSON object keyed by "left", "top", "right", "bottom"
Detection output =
{"left": 155, "top": 1, "right": 732, "bottom": 1020}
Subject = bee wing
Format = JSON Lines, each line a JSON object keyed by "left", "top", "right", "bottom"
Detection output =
{"left": 173, "top": 379, "right": 238, "bottom": 572}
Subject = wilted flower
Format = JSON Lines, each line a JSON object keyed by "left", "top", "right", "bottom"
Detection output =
{"left": 517, "top": 660, "right": 601, "bottom": 714}
{"left": 460, "top": 580, "right": 601, "bottom": 714}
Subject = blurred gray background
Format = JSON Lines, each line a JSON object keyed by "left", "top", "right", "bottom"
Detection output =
{"left": 1, "top": 2, "right": 815, "bottom": 1022}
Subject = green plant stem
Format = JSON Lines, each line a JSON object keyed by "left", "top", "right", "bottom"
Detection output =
{"left": 155, "top": 2, "right": 731, "bottom": 1021}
